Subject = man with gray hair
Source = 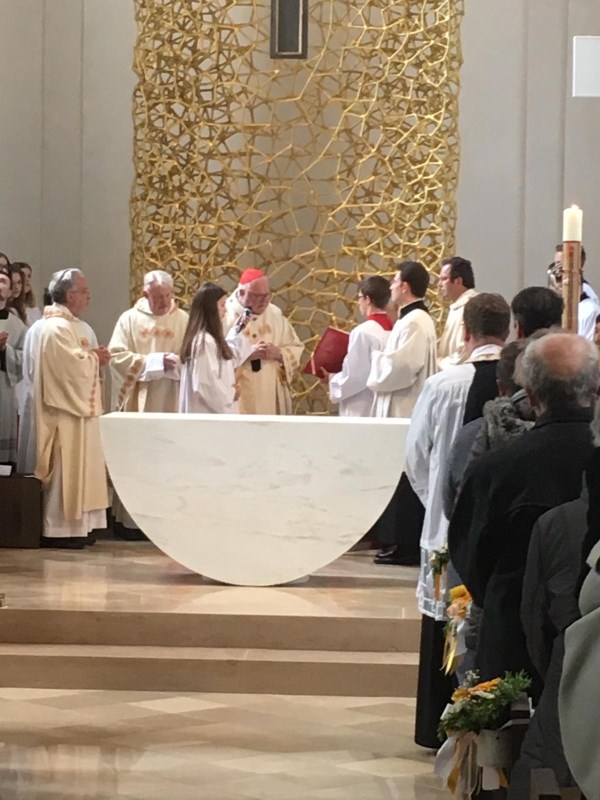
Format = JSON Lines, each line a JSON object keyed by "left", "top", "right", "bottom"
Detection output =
{"left": 35, "top": 269, "right": 110, "bottom": 548}
{"left": 108, "top": 270, "right": 188, "bottom": 539}
{"left": 108, "top": 270, "right": 188, "bottom": 413}
{"left": 448, "top": 332, "right": 598, "bottom": 694}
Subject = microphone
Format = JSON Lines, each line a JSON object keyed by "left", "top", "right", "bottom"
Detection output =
{"left": 235, "top": 307, "right": 252, "bottom": 334}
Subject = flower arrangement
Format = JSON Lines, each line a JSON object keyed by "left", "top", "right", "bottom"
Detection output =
{"left": 430, "top": 545, "right": 450, "bottom": 600}
{"left": 439, "top": 670, "right": 531, "bottom": 739}
{"left": 442, "top": 584, "right": 472, "bottom": 675}
{"left": 435, "top": 671, "right": 531, "bottom": 799}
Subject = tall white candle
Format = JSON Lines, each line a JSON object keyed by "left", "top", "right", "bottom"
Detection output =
{"left": 563, "top": 205, "right": 583, "bottom": 242}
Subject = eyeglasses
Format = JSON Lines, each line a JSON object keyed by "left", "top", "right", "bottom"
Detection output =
{"left": 244, "top": 291, "right": 271, "bottom": 300}
{"left": 357, "top": 294, "right": 365, "bottom": 300}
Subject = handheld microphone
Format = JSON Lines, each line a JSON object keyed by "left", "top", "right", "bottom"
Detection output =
{"left": 235, "top": 307, "right": 252, "bottom": 334}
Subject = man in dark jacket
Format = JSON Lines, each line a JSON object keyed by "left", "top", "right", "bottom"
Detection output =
{"left": 448, "top": 333, "right": 598, "bottom": 691}
{"left": 507, "top": 489, "right": 589, "bottom": 798}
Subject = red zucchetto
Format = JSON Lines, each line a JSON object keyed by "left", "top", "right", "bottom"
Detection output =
{"left": 239, "top": 268, "right": 265, "bottom": 285}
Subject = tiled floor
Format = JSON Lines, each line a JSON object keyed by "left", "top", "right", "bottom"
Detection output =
{"left": 0, "top": 689, "right": 445, "bottom": 799}
{"left": 0, "top": 543, "right": 420, "bottom": 619}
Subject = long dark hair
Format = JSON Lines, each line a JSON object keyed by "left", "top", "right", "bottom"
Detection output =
{"left": 8, "top": 264, "right": 27, "bottom": 325}
{"left": 180, "top": 282, "right": 233, "bottom": 363}
{"left": 14, "top": 262, "right": 36, "bottom": 308}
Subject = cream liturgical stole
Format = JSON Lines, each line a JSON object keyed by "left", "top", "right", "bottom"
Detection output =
{"left": 108, "top": 298, "right": 189, "bottom": 412}
{"left": 224, "top": 294, "right": 304, "bottom": 415}
{"left": 35, "top": 305, "right": 108, "bottom": 520}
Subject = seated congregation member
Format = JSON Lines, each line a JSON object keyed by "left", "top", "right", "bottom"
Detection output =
{"left": 108, "top": 270, "right": 188, "bottom": 413}
{"left": 223, "top": 269, "right": 303, "bottom": 414}
{"left": 179, "top": 282, "right": 255, "bottom": 414}
{"left": 0, "top": 253, "right": 9, "bottom": 268}
{"left": 0, "top": 267, "right": 26, "bottom": 466}
{"left": 35, "top": 269, "right": 111, "bottom": 548}
{"left": 19, "top": 263, "right": 42, "bottom": 325}
{"left": 405, "top": 293, "right": 510, "bottom": 749}
{"left": 448, "top": 333, "right": 598, "bottom": 696}
{"left": 437, "top": 256, "right": 477, "bottom": 369}
{"left": 326, "top": 276, "right": 392, "bottom": 416}
{"left": 367, "top": 261, "right": 438, "bottom": 567}
{"left": 8, "top": 264, "right": 28, "bottom": 326}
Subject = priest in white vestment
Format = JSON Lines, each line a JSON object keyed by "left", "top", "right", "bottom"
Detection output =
{"left": 405, "top": 292, "right": 511, "bottom": 749}
{"left": 367, "top": 261, "right": 438, "bottom": 419}
{"left": 326, "top": 276, "right": 393, "bottom": 416}
{"left": 0, "top": 267, "right": 26, "bottom": 464}
{"left": 437, "top": 256, "right": 478, "bottom": 370}
{"left": 35, "top": 269, "right": 110, "bottom": 548}
{"left": 108, "top": 270, "right": 188, "bottom": 413}
{"left": 223, "top": 269, "right": 303, "bottom": 414}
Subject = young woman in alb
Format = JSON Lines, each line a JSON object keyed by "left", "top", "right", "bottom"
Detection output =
{"left": 179, "top": 282, "right": 255, "bottom": 414}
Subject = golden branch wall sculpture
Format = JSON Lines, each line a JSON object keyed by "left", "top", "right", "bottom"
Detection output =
{"left": 131, "top": 0, "right": 464, "bottom": 412}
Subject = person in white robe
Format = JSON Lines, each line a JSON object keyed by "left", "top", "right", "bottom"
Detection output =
{"left": 0, "top": 267, "right": 26, "bottom": 464}
{"left": 437, "top": 256, "right": 478, "bottom": 369}
{"left": 223, "top": 269, "right": 303, "bottom": 414}
{"left": 20, "top": 263, "right": 42, "bottom": 326}
{"left": 35, "top": 269, "right": 111, "bottom": 548}
{"left": 367, "top": 260, "right": 438, "bottom": 419}
{"left": 17, "top": 286, "right": 98, "bottom": 475}
{"left": 108, "top": 270, "right": 188, "bottom": 413}
{"left": 179, "top": 282, "right": 255, "bottom": 414}
{"left": 405, "top": 293, "right": 511, "bottom": 749}
{"left": 366, "top": 261, "right": 437, "bottom": 568}
{"left": 325, "top": 276, "right": 393, "bottom": 416}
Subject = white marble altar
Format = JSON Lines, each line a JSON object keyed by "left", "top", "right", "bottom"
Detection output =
{"left": 101, "top": 413, "right": 409, "bottom": 586}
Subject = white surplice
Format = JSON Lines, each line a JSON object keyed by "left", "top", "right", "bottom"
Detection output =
{"left": 0, "top": 310, "right": 26, "bottom": 463}
{"left": 405, "top": 343, "right": 503, "bottom": 619}
{"left": 17, "top": 317, "right": 97, "bottom": 474}
{"left": 223, "top": 295, "right": 303, "bottom": 415}
{"left": 329, "top": 318, "right": 391, "bottom": 417}
{"left": 578, "top": 292, "right": 600, "bottom": 341}
{"left": 367, "top": 307, "right": 438, "bottom": 419}
{"left": 437, "top": 288, "right": 478, "bottom": 370}
{"left": 179, "top": 329, "right": 253, "bottom": 414}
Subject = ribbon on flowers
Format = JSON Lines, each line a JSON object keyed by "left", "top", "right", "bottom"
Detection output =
{"left": 435, "top": 732, "right": 479, "bottom": 800}
{"left": 443, "top": 586, "right": 472, "bottom": 675}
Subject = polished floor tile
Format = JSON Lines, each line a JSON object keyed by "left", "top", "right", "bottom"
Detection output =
{"left": 0, "top": 543, "right": 420, "bottom": 619}
{"left": 0, "top": 690, "right": 445, "bottom": 799}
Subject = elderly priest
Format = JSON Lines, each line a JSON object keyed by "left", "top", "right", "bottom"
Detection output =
{"left": 35, "top": 269, "right": 111, "bottom": 548}
{"left": 224, "top": 269, "right": 303, "bottom": 414}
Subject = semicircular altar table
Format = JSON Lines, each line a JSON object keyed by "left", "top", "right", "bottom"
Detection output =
{"left": 101, "top": 413, "right": 409, "bottom": 586}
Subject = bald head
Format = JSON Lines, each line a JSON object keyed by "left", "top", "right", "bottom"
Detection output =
{"left": 522, "top": 332, "right": 599, "bottom": 412}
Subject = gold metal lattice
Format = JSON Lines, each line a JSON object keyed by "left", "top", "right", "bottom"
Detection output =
{"left": 131, "top": 0, "right": 464, "bottom": 412}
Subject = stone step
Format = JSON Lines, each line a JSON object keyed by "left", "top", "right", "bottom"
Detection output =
{"left": 0, "top": 609, "right": 421, "bottom": 652}
{"left": 0, "top": 643, "right": 418, "bottom": 696}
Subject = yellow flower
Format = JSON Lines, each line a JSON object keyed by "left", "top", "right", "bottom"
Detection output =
{"left": 449, "top": 585, "right": 471, "bottom": 602}
{"left": 470, "top": 678, "right": 501, "bottom": 695}
{"left": 451, "top": 687, "right": 470, "bottom": 702}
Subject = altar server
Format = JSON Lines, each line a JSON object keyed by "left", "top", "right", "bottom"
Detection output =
{"left": 20, "top": 263, "right": 42, "bottom": 325}
{"left": 406, "top": 293, "right": 510, "bottom": 749}
{"left": 223, "top": 269, "right": 303, "bottom": 414}
{"left": 180, "top": 282, "right": 255, "bottom": 414}
{"left": 35, "top": 269, "right": 110, "bottom": 548}
{"left": 326, "top": 276, "right": 392, "bottom": 416}
{"left": 108, "top": 270, "right": 188, "bottom": 413}
{"left": 0, "top": 267, "right": 26, "bottom": 464}
{"left": 367, "top": 260, "right": 437, "bottom": 418}
{"left": 437, "top": 256, "right": 478, "bottom": 369}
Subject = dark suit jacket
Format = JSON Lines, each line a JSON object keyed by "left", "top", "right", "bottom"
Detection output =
{"left": 448, "top": 406, "right": 593, "bottom": 689}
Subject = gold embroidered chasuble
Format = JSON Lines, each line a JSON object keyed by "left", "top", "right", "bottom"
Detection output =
{"left": 108, "top": 298, "right": 189, "bottom": 412}
{"left": 35, "top": 305, "right": 108, "bottom": 520}
{"left": 224, "top": 294, "right": 303, "bottom": 415}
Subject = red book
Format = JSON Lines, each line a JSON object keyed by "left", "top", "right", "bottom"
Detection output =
{"left": 303, "top": 327, "right": 350, "bottom": 376}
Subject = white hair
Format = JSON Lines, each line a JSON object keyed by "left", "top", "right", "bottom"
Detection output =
{"left": 144, "top": 270, "right": 173, "bottom": 290}
{"left": 50, "top": 268, "right": 84, "bottom": 304}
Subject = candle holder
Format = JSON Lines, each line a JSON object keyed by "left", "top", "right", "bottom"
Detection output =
{"left": 561, "top": 240, "right": 582, "bottom": 333}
